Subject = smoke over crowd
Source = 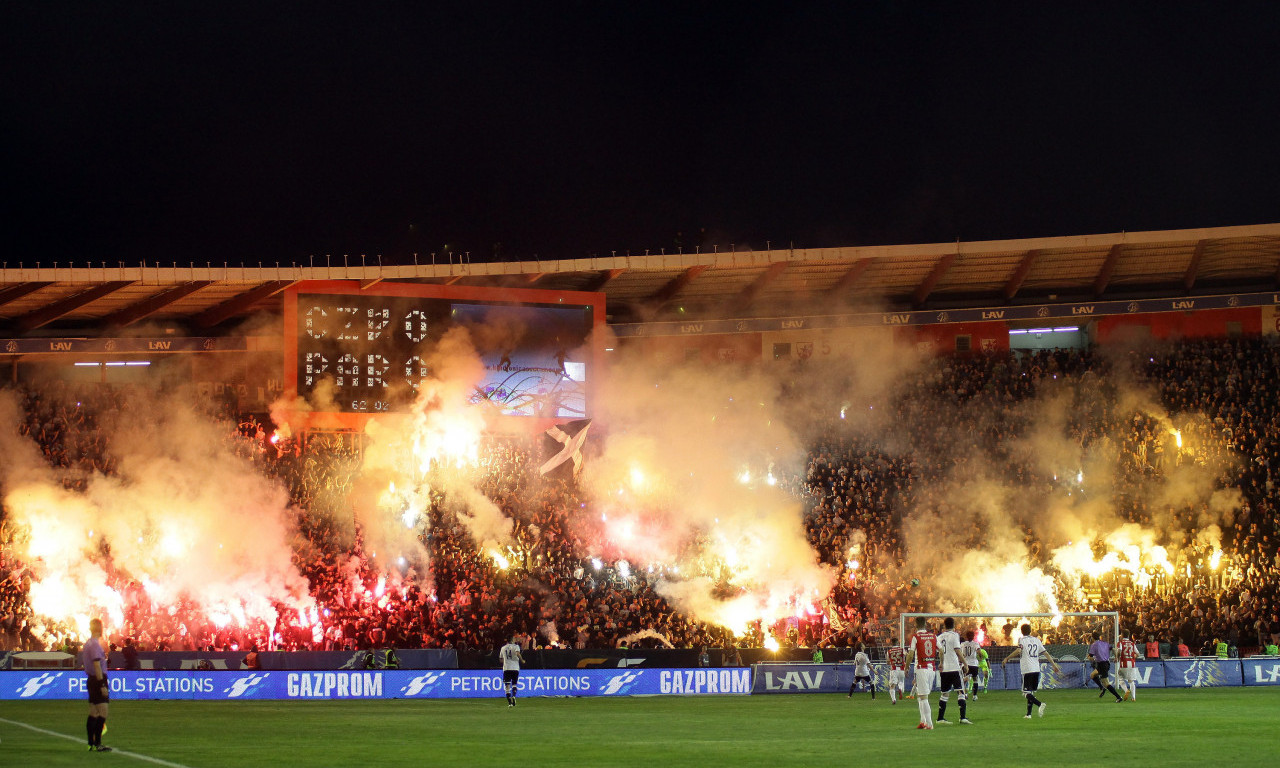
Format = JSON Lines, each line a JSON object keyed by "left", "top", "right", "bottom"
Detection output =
{"left": 1, "top": 317, "right": 1276, "bottom": 656}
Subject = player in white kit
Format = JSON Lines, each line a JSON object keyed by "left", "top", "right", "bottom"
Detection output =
{"left": 935, "top": 617, "right": 971, "bottom": 724}
{"left": 499, "top": 635, "right": 525, "bottom": 707}
{"left": 847, "top": 643, "right": 876, "bottom": 699}
{"left": 961, "top": 630, "right": 982, "bottom": 700}
{"left": 1002, "top": 623, "right": 1062, "bottom": 719}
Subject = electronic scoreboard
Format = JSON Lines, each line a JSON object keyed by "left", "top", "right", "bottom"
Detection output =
{"left": 283, "top": 281, "right": 604, "bottom": 428}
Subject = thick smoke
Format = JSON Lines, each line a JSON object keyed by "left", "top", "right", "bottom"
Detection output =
{"left": 0, "top": 388, "right": 311, "bottom": 639}
{"left": 889, "top": 362, "right": 1241, "bottom": 617}
{"left": 353, "top": 326, "right": 513, "bottom": 571}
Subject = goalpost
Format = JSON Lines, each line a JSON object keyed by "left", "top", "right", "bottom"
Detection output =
{"left": 896, "top": 612, "right": 1120, "bottom": 690}
{"left": 897, "top": 612, "right": 1120, "bottom": 648}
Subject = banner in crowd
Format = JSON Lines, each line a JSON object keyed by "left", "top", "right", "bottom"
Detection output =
{"left": 0, "top": 667, "right": 753, "bottom": 701}
{"left": 1265, "top": 305, "right": 1280, "bottom": 336}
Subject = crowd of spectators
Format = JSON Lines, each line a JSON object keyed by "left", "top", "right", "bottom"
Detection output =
{"left": 791, "top": 337, "right": 1280, "bottom": 655}
{"left": 2, "top": 334, "right": 1279, "bottom": 658}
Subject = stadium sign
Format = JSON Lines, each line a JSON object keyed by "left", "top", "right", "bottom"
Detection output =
{"left": 753, "top": 664, "right": 842, "bottom": 694}
{"left": 611, "top": 290, "right": 1280, "bottom": 337}
{"left": 1162, "top": 658, "right": 1244, "bottom": 688}
{"left": 1242, "top": 658, "right": 1280, "bottom": 685}
{"left": 0, "top": 669, "right": 751, "bottom": 700}
{"left": 0, "top": 337, "right": 247, "bottom": 354}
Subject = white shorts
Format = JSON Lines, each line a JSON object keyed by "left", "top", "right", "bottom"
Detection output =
{"left": 912, "top": 668, "right": 934, "bottom": 696}
{"left": 1119, "top": 667, "right": 1139, "bottom": 682}
{"left": 889, "top": 669, "right": 905, "bottom": 687}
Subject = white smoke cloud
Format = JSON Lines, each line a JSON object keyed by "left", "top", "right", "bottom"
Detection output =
{"left": 0, "top": 387, "right": 311, "bottom": 640}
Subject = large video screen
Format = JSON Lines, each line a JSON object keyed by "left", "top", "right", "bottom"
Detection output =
{"left": 283, "top": 281, "right": 604, "bottom": 422}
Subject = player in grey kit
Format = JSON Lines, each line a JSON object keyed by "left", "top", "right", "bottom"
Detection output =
{"left": 81, "top": 617, "right": 112, "bottom": 752}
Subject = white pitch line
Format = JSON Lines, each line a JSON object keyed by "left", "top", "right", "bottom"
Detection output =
{"left": 0, "top": 716, "right": 195, "bottom": 768}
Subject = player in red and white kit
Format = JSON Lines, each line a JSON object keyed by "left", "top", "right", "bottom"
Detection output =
{"left": 906, "top": 617, "right": 938, "bottom": 729}
{"left": 886, "top": 637, "right": 907, "bottom": 704}
{"left": 1116, "top": 629, "right": 1141, "bottom": 701}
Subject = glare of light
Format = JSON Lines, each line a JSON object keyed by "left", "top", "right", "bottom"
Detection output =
{"left": 1076, "top": 470, "right": 1083, "bottom": 484}
{"left": 738, "top": 470, "right": 752, "bottom": 484}
{"left": 591, "top": 558, "right": 603, "bottom": 571}
{"left": 491, "top": 550, "right": 510, "bottom": 570}
{"left": 839, "top": 406, "right": 847, "bottom": 419}
{"left": 1054, "top": 326, "right": 1079, "bottom": 333}
{"left": 722, "top": 544, "right": 740, "bottom": 568}
{"left": 764, "top": 636, "right": 780, "bottom": 652}
{"left": 629, "top": 466, "right": 646, "bottom": 489}
{"left": 1210, "top": 549, "right": 1222, "bottom": 571}
{"left": 618, "top": 560, "right": 631, "bottom": 578}
{"left": 398, "top": 557, "right": 407, "bottom": 567}
{"left": 766, "top": 473, "right": 777, "bottom": 486}
{"left": 846, "top": 559, "right": 860, "bottom": 571}
{"left": 160, "top": 532, "right": 184, "bottom": 557}
{"left": 1171, "top": 429, "right": 1183, "bottom": 449}
{"left": 401, "top": 508, "right": 418, "bottom": 529}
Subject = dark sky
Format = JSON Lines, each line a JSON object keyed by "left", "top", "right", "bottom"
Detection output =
{"left": 5, "top": 3, "right": 1279, "bottom": 267}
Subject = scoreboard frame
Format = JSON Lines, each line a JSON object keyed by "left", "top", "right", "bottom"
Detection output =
{"left": 282, "top": 280, "right": 606, "bottom": 433}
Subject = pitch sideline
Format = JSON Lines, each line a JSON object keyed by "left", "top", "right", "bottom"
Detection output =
{"left": 0, "top": 716, "right": 194, "bottom": 768}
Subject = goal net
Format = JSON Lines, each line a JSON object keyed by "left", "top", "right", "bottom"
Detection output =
{"left": 896, "top": 612, "right": 1120, "bottom": 690}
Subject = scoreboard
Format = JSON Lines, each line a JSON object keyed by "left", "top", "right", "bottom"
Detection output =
{"left": 283, "top": 281, "right": 604, "bottom": 426}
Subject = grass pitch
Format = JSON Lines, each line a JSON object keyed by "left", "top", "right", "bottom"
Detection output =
{"left": 2, "top": 688, "right": 1279, "bottom": 767}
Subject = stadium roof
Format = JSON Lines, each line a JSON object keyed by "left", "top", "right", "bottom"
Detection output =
{"left": 1, "top": 223, "right": 1278, "bottom": 335}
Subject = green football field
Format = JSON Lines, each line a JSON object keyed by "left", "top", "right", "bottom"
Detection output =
{"left": 3, "top": 688, "right": 1279, "bottom": 767}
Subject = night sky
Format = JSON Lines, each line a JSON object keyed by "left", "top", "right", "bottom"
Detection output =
{"left": 5, "top": 3, "right": 1279, "bottom": 267}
